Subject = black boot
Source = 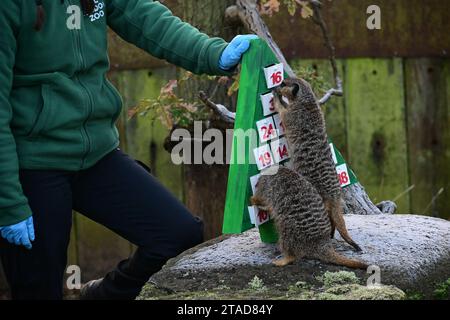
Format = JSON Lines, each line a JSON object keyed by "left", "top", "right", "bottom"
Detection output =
{"left": 79, "top": 278, "right": 104, "bottom": 300}
{"left": 79, "top": 250, "right": 166, "bottom": 300}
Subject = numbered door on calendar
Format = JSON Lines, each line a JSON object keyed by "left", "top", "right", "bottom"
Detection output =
{"left": 248, "top": 63, "right": 288, "bottom": 227}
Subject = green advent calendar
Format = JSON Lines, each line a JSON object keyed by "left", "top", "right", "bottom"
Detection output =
{"left": 222, "top": 39, "right": 357, "bottom": 243}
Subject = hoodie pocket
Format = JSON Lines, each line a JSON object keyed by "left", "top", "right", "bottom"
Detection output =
{"left": 27, "top": 84, "right": 52, "bottom": 140}
{"left": 104, "top": 79, "right": 123, "bottom": 126}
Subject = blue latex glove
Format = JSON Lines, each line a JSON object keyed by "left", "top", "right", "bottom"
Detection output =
{"left": 219, "top": 35, "right": 259, "bottom": 71}
{"left": 0, "top": 216, "right": 35, "bottom": 250}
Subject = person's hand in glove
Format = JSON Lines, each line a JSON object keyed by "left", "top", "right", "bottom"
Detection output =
{"left": 219, "top": 35, "right": 259, "bottom": 71}
{"left": 0, "top": 216, "right": 35, "bottom": 250}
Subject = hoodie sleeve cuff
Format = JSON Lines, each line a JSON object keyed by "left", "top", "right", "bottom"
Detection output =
{"left": 204, "top": 39, "right": 236, "bottom": 77}
{"left": 0, "top": 203, "right": 32, "bottom": 227}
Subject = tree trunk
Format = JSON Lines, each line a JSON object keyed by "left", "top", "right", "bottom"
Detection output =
{"left": 178, "top": 0, "right": 238, "bottom": 240}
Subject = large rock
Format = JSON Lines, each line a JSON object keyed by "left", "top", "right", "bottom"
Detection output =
{"left": 139, "top": 214, "right": 450, "bottom": 300}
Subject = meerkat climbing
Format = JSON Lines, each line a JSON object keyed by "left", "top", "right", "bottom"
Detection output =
{"left": 272, "top": 78, "right": 362, "bottom": 252}
{"left": 250, "top": 167, "right": 367, "bottom": 269}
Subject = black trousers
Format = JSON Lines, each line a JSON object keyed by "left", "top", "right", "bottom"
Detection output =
{"left": 0, "top": 148, "right": 203, "bottom": 300}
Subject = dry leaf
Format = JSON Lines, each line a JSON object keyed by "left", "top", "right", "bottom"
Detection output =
{"left": 179, "top": 102, "right": 198, "bottom": 113}
{"left": 260, "top": 0, "right": 280, "bottom": 16}
{"left": 160, "top": 79, "right": 178, "bottom": 97}
{"left": 128, "top": 107, "right": 139, "bottom": 119}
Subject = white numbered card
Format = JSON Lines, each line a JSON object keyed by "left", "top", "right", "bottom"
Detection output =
{"left": 260, "top": 92, "right": 276, "bottom": 116}
{"left": 270, "top": 137, "right": 290, "bottom": 163}
{"left": 253, "top": 144, "right": 275, "bottom": 171}
{"left": 256, "top": 117, "right": 278, "bottom": 143}
{"left": 336, "top": 163, "right": 351, "bottom": 187}
{"left": 248, "top": 206, "right": 256, "bottom": 225}
{"left": 249, "top": 206, "right": 270, "bottom": 226}
{"left": 264, "top": 63, "right": 284, "bottom": 89}
{"left": 250, "top": 174, "right": 261, "bottom": 194}
{"left": 330, "top": 143, "right": 338, "bottom": 164}
{"left": 272, "top": 113, "right": 286, "bottom": 136}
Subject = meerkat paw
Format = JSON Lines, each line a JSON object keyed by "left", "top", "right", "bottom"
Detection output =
{"left": 258, "top": 205, "right": 273, "bottom": 213}
{"left": 272, "top": 255, "right": 296, "bottom": 267}
{"left": 250, "top": 196, "right": 264, "bottom": 206}
{"left": 250, "top": 197, "right": 273, "bottom": 213}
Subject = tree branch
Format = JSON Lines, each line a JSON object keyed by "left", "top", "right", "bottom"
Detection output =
{"left": 309, "top": 0, "right": 343, "bottom": 104}
{"left": 199, "top": 91, "right": 236, "bottom": 124}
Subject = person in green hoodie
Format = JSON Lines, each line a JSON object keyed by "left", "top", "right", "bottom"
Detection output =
{"left": 0, "top": 0, "right": 257, "bottom": 300}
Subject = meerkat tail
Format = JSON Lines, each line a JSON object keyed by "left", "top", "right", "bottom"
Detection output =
{"left": 327, "top": 199, "right": 362, "bottom": 252}
{"left": 324, "top": 200, "right": 335, "bottom": 238}
{"left": 318, "top": 247, "right": 368, "bottom": 270}
{"left": 329, "top": 215, "right": 336, "bottom": 239}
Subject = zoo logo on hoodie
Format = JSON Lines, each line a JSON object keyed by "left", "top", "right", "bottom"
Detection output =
{"left": 89, "top": 0, "right": 105, "bottom": 22}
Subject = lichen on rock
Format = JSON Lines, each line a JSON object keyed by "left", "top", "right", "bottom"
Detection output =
{"left": 316, "top": 271, "right": 361, "bottom": 288}
{"left": 137, "top": 271, "right": 405, "bottom": 300}
{"left": 318, "top": 284, "right": 405, "bottom": 300}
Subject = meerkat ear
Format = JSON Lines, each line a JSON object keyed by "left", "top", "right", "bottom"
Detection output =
{"left": 291, "top": 83, "right": 300, "bottom": 97}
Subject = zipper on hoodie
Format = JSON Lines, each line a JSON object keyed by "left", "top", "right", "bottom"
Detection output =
{"left": 67, "top": 0, "right": 93, "bottom": 169}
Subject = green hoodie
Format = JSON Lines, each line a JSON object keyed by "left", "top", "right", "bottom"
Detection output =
{"left": 0, "top": 0, "right": 229, "bottom": 226}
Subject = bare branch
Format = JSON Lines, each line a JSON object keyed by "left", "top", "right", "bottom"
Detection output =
{"left": 422, "top": 187, "right": 444, "bottom": 216}
{"left": 318, "top": 87, "right": 342, "bottom": 105}
{"left": 309, "top": 0, "right": 343, "bottom": 104}
{"left": 199, "top": 91, "right": 236, "bottom": 124}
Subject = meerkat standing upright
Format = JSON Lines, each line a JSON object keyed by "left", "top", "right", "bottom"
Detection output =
{"left": 250, "top": 167, "right": 367, "bottom": 269}
{"left": 272, "top": 78, "right": 362, "bottom": 252}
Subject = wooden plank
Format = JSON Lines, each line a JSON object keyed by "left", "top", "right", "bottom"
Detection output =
{"left": 264, "top": 0, "right": 449, "bottom": 60}
{"left": 405, "top": 59, "right": 450, "bottom": 219}
{"left": 290, "top": 59, "right": 348, "bottom": 158}
{"left": 108, "top": 0, "right": 450, "bottom": 70}
{"left": 345, "top": 58, "right": 410, "bottom": 212}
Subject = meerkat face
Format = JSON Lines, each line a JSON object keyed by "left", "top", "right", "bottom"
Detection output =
{"left": 272, "top": 78, "right": 302, "bottom": 111}
{"left": 273, "top": 78, "right": 318, "bottom": 115}
{"left": 278, "top": 78, "right": 301, "bottom": 103}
